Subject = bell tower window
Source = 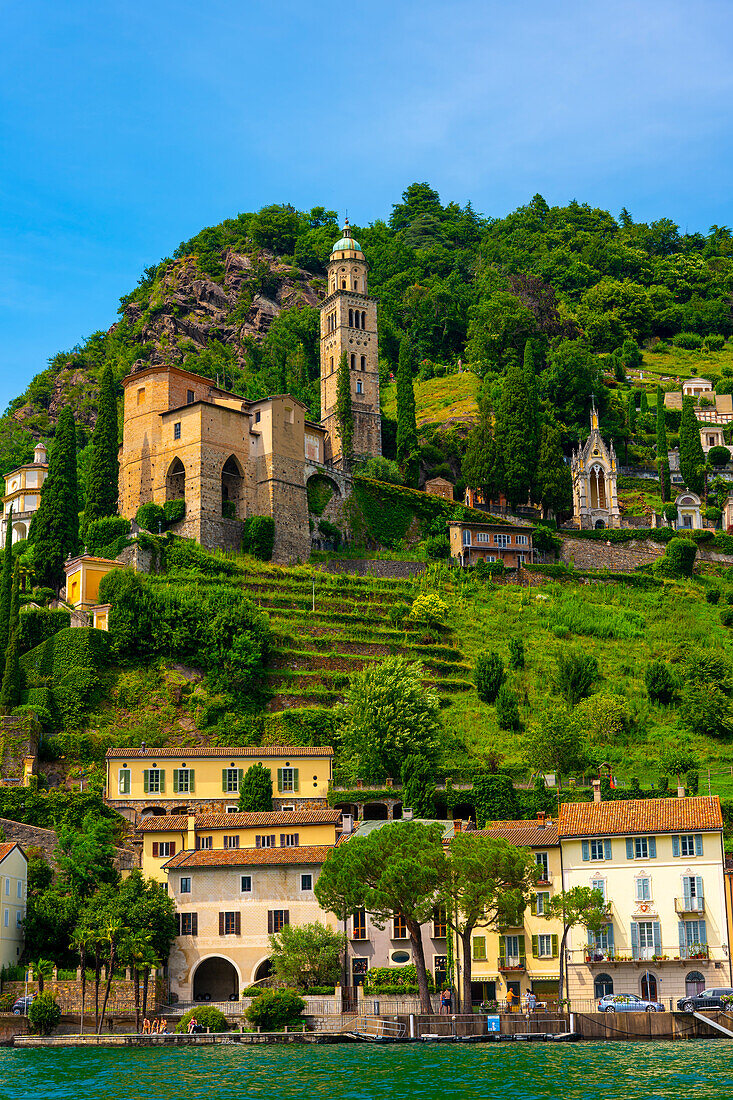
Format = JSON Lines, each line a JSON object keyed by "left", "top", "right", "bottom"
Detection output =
{"left": 350, "top": 354, "right": 356, "bottom": 370}
{"left": 360, "top": 355, "right": 366, "bottom": 371}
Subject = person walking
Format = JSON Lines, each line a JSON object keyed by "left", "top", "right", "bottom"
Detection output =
{"left": 506, "top": 988, "right": 516, "bottom": 1014}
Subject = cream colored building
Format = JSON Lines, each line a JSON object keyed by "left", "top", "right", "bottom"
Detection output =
{"left": 0, "top": 843, "right": 27, "bottom": 968}
{"left": 105, "top": 745, "right": 334, "bottom": 824}
{"left": 559, "top": 796, "right": 730, "bottom": 1006}
{"left": 138, "top": 808, "right": 342, "bottom": 882}
{"left": 0, "top": 443, "right": 48, "bottom": 548}
{"left": 665, "top": 381, "right": 733, "bottom": 425}
{"left": 163, "top": 844, "right": 336, "bottom": 1000}
{"left": 467, "top": 817, "right": 563, "bottom": 1007}
{"left": 675, "top": 490, "right": 703, "bottom": 531}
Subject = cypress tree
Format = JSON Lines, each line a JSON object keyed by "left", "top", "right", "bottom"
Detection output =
{"left": 640, "top": 389, "right": 648, "bottom": 416}
{"left": 83, "top": 364, "right": 119, "bottom": 529}
{"left": 627, "top": 390, "right": 636, "bottom": 432}
{"left": 656, "top": 386, "right": 671, "bottom": 503}
{"left": 462, "top": 409, "right": 503, "bottom": 505}
{"left": 395, "top": 336, "right": 418, "bottom": 467}
{"left": 6, "top": 562, "right": 20, "bottom": 645}
{"left": 29, "top": 406, "right": 79, "bottom": 590}
{"left": 679, "top": 395, "right": 705, "bottom": 494}
{"left": 335, "top": 351, "right": 354, "bottom": 468}
{"left": 0, "top": 626, "right": 22, "bottom": 713}
{"left": 494, "top": 343, "right": 540, "bottom": 508}
{"left": 0, "top": 505, "right": 13, "bottom": 655}
{"left": 535, "top": 422, "right": 572, "bottom": 519}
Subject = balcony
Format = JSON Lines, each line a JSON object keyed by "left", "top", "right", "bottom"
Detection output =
{"left": 583, "top": 944, "right": 711, "bottom": 965}
{"left": 498, "top": 955, "right": 526, "bottom": 972}
{"left": 675, "top": 895, "right": 705, "bottom": 915}
{"left": 535, "top": 871, "right": 553, "bottom": 887}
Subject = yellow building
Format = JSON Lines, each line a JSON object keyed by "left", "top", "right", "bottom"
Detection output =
{"left": 105, "top": 745, "right": 334, "bottom": 824}
{"left": 64, "top": 555, "right": 123, "bottom": 610}
{"left": 467, "top": 816, "right": 563, "bottom": 1008}
{"left": 138, "top": 808, "right": 342, "bottom": 882}
{"left": 0, "top": 843, "right": 27, "bottom": 968}
{"left": 1, "top": 443, "right": 48, "bottom": 548}
{"left": 163, "top": 844, "right": 336, "bottom": 1000}
{"left": 559, "top": 796, "right": 730, "bottom": 1006}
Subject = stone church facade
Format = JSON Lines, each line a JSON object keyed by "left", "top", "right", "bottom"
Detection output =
{"left": 570, "top": 406, "right": 621, "bottom": 530}
{"left": 118, "top": 223, "right": 381, "bottom": 563}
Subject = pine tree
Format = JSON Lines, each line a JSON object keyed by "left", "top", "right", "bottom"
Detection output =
{"left": 627, "top": 390, "right": 636, "bottom": 432}
{"left": 494, "top": 343, "right": 540, "bottom": 508}
{"left": 396, "top": 336, "right": 418, "bottom": 468}
{"left": 534, "top": 422, "right": 572, "bottom": 520}
{"left": 0, "top": 505, "right": 13, "bottom": 656}
{"left": 679, "top": 396, "right": 705, "bottom": 494}
{"left": 461, "top": 410, "right": 503, "bottom": 504}
{"left": 0, "top": 626, "right": 21, "bottom": 713}
{"left": 656, "top": 386, "right": 671, "bottom": 503}
{"left": 335, "top": 351, "right": 353, "bottom": 468}
{"left": 29, "top": 406, "right": 79, "bottom": 590}
{"left": 83, "top": 364, "right": 119, "bottom": 529}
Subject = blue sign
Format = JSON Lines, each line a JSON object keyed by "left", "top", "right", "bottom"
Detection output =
{"left": 487, "top": 1015, "right": 501, "bottom": 1033}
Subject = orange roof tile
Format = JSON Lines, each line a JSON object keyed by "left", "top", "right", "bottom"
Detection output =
{"left": 558, "top": 796, "right": 723, "bottom": 838}
{"left": 473, "top": 821, "right": 559, "bottom": 847}
{"left": 106, "top": 745, "right": 333, "bottom": 759}
{"left": 163, "top": 844, "right": 334, "bottom": 870}
{"left": 138, "top": 809, "right": 341, "bottom": 832}
{"left": 0, "top": 842, "right": 22, "bottom": 864}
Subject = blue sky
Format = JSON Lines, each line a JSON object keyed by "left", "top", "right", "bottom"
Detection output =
{"left": 2, "top": 0, "right": 733, "bottom": 411}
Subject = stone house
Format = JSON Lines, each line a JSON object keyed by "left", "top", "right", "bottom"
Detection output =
{"left": 424, "top": 477, "right": 454, "bottom": 501}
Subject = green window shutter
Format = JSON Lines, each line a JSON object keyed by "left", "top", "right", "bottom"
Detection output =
{"left": 238, "top": 769, "right": 244, "bottom": 790}
{"left": 143, "top": 770, "right": 149, "bottom": 794}
{"left": 277, "top": 768, "right": 284, "bottom": 793}
{"left": 518, "top": 935, "right": 525, "bottom": 958}
{"left": 695, "top": 834, "right": 704, "bottom": 856}
{"left": 293, "top": 768, "right": 299, "bottom": 792}
{"left": 189, "top": 770, "right": 195, "bottom": 793}
{"left": 173, "top": 771, "right": 179, "bottom": 794}
{"left": 222, "top": 769, "right": 228, "bottom": 793}
{"left": 551, "top": 934, "right": 558, "bottom": 957}
{"left": 531, "top": 935, "right": 539, "bottom": 958}
{"left": 530, "top": 895, "right": 537, "bottom": 916}
{"left": 159, "top": 770, "right": 165, "bottom": 793}
{"left": 603, "top": 840, "right": 612, "bottom": 861}
{"left": 498, "top": 934, "right": 505, "bottom": 962}
{"left": 648, "top": 837, "right": 657, "bottom": 858}
{"left": 581, "top": 840, "right": 589, "bottom": 861}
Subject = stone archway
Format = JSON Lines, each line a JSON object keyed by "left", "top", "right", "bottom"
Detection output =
{"left": 221, "top": 455, "right": 245, "bottom": 519}
{"left": 193, "top": 956, "right": 239, "bottom": 1002}
{"left": 363, "top": 802, "right": 389, "bottom": 820}
{"left": 253, "top": 958, "right": 272, "bottom": 983}
{"left": 166, "top": 457, "right": 185, "bottom": 502}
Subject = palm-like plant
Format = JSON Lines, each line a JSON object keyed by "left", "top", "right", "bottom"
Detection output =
{"left": 70, "top": 925, "right": 96, "bottom": 1036}
{"left": 97, "top": 918, "right": 123, "bottom": 1035}
{"left": 31, "top": 958, "right": 53, "bottom": 994}
{"left": 122, "top": 930, "right": 154, "bottom": 1033}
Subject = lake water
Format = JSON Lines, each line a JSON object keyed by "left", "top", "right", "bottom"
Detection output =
{"left": 2, "top": 1040, "right": 733, "bottom": 1100}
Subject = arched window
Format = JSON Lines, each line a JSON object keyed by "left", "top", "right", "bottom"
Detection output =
{"left": 350, "top": 354, "right": 356, "bottom": 370}
{"left": 342, "top": 280, "right": 346, "bottom": 289}
{"left": 685, "top": 971, "right": 705, "bottom": 996}
{"left": 349, "top": 309, "right": 353, "bottom": 326}
{"left": 594, "top": 974, "right": 613, "bottom": 999}
{"left": 360, "top": 355, "right": 366, "bottom": 371}
{"left": 355, "top": 311, "right": 361, "bottom": 329}
{"left": 361, "top": 311, "right": 366, "bottom": 328}
{"left": 589, "top": 464, "right": 607, "bottom": 510}
{"left": 640, "top": 973, "right": 658, "bottom": 1001}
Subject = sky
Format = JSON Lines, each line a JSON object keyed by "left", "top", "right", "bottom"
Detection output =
{"left": 2, "top": 0, "right": 733, "bottom": 411}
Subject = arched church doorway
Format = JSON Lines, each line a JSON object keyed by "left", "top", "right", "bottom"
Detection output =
{"left": 589, "top": 465, "right": 607, "bottom": 510}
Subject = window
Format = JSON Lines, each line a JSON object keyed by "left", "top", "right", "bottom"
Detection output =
{"left": 536, "top": 852, "right": 550, "bottom": 880}
{"left": 223, "top": 768, "right": 241, "bottom": 793}
{"left": 241, "top": 875, "right": 252, "bottom": 893}
{"left": 255, "top": 410, "right": 261, "bottom": 423}
{"left": 280, "top": 834, "right": 299, "bottom": 847}
{"left": 220, "top": 911, "right": 240, "bottom": 936}
{"left": 360, "top": 355, "right": 366, "bottom": 371}
{"left": 137, "top": 387, "right": 145, "bottom": 405}
{"left": 582, "top": 839, "right": 612, "bottom": 862}
{"left": 5, "top": 878, "right": 9, "bottom": 895}
{"left": 268, "top": 910, "right": 289, "bottom": 934}
{"left": 255, "top": 835, "right": 275, "bottom": 848}
{"left": 174, "top": 768, "right": 192, "bottom": 794}
{"left": 503, "top": 935, "right": 522, "bottom": 964}
{"left": 187, "top": 389, "right": 195, "bottom": 404}
{"left": 152, "top": 841, "right": 175, "bottom": 858}
{"left": 144, "top": 768, "right": 164, "bottom": 794}
{"left": 226, "top": 806, "right": 239, "bottom": 813}
{"left": 681, "top": 920, "right": 708, "bottom": 958}
{"left": 17, "top": 881, "right": 22, "bottom": 898}
{"left": 476, "top": 532, "right": 492, "bottom": 543}
{"left": 349, "top": 309, "right": 353, "bottom": 326}
{"left": 635, "top": 876, "right": 651, "bottom": 902}
{"left": 198, "top": 836, "right": 213, "bottom": 850}
{"left": 473, "top": 936, "right": 487, "bottom": 961}
{"left": 350, "top": 353, "right": 356, "bottom": 369}
{"left": 16, "top": 911, "right": 22, "bottom": 927}
{"left": 118, "top": 767, "right": 131, "bottom": 795}
{"left": 352, "top": 958, "right": 369, "bottom": 983}
{"left": 223, "top": 836, "right": 239, "bottom": 849}
{"left": 180, "top": 913, "right": 198, "bottom": 936}
{"left": 393, "top": 914, "right": 408, "bottom": 939}
{"left": 433, "top": 908, "right": 447, "bottom": 938}
{"left": 632, "top": 920, "right": 659, "bottom": 961}
{"left": 626, "top": 836, "right": 656, "bottom": 859}
{"left": 532, "top": 891, "right": 550, "bottom": 916}
{"left": 180, "top": 877, "right": 191, "bottom": 894}
{"left": 3, "top": 910, "right": 8, "bottom": 927}
{"left": 494, "top": 533, "right": 511, "bottom": 547}
{"left": 516, "top": 535, "right": 528, "bottom": 545}
{"left": 301, "top": 874, "right": 313, "bottom": 891}
{"left": 588, "top": 928, "right": 612, "bottom": 959}
{"left": 591, "top": 877, "right": 606, "bottom": 902}
{"left": 352, "top": 909, "right": 367, "bottom": 940}
{"left": 676, "top": 834, "right": 704, "bottom": 858}
{"left": 174, "top": 422, "right": 181, "bottom": 440}
{"left": 462, "top": 529, "right": 471, "bottom": 546}
{"left": 278, "top": 767, "right": 298, "bottom": 793}
{"left": 682, "top": 875, "right": 704, "bottom": 911}
{"left": 356, "top": 381, "right": 362, "bottom": 394}
{"left": 536, "top": 934, "right": 554, "bottom": 958}
{"left": 434, "top": 956, "right": 448, "bottom": 984}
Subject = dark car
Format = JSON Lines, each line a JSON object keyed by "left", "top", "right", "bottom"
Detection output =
{"left": 12, "top": 995, "right": 35, "bottom": 1015}
{"left": 677, "top": 987, "right": 733, "bottom": 1013}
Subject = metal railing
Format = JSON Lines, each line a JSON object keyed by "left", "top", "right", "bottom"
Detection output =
{"left": 675, "top": 896, "right": 705, "bottom": 914}
{"left": 351, "top": 1015, "right": 406, "bottom": 1040}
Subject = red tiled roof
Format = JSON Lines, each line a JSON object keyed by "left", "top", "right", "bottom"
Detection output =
{"left": 0, "top": 842, "right": 22, "bottom": 864}
{"left": 138, "top": 809, "right": 341, "bottom": 832}
{"left": 106, "top": 745, "right": 333, "bottom": 759}
{"left": 163, "top": 844, "right": 334, "bottom": 870}
{"left": 473, "top": 820, "right": 559, "bottom": 846}
{"left": 558, "top": 796, "right": 723, "bottom": 838}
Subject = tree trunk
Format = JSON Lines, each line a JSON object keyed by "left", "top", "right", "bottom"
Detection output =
{"left": 37, "top": 972, "right": 43, "bottom": 994}
{"left": 94, "top": 949, "right": 101, "bottom": 1033}
{"left": 407, "top": 918, "right": 433, "bottom": 1015}
{"left": 461, "top": 929, "right": 473, "bottom": 1018}
{"left": 142, "top": 969, "right": 149, "bottom": 1022}
{"left": 79, "top": 946, "right": 86, "bottom": 1036}
{"left": 558, "top": 924, "right": 570, "bottom": 1006}
{"left": 134, "top": 966, "right": 140, "bottom": 1033}
{"left": 341, "top": 912, "right": 349, "bottom": 992}
{"left": 97, "top": 943, "right": 116, "bottom": 1035}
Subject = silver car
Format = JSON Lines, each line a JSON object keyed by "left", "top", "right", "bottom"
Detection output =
{"left": 598, "top": 993, "right": 665, "bottom": 1013}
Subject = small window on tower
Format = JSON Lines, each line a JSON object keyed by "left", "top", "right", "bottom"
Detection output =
{"left": 350, "top": 354, "right": 356, "bottom": 370}
{"left": 342, "top": 280, "right": 346, "bottom": 289}
{"left": 187, "top": 389, "right": 195, "bottom": 404}
{"left": 255, "top": 411, "right": 261, "bottom": 424}
{"left": 137, "top": 388, "right": 145, "bottom": 405}
{"left": 174, "top": 422, "right": 181, "bottom": 441}
{"left": 357, "top": 381, "right": 363, "bottom": 394}
{"left": 360, "top": 355, "right": 366, "bottom": 371}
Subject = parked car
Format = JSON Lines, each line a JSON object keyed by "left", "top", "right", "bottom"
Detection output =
{"left": 12, "top": 995, "right": 35, "bottom": 1015}
{"left": 598, "top": 993, "right": 665, "bottom": 1013}
{"left": 677, "top": 987, "right": 733, "bottom": 1013}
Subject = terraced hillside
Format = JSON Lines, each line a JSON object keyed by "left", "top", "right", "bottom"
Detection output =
{"left": 236, "top": 567, "right": 472, "bottom": 711}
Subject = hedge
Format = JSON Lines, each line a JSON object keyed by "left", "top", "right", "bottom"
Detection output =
{"left": 20, "top": 628, "right": 112, "bottom": 728}
{"left": 84, "top": 516, "right": 131, "bottom": 554}
{"left": 18, "top": 609, "right": 71, "bottom": 656}
{"left": 243, "top": 516, "right": 275, "bottom": 561}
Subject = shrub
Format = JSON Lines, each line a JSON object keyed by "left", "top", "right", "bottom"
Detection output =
{"left": 508, "top": 637, "right": 525, "bottom": 670}
{"left": 704, "top": 334, "right": 726, "bottom": 351}
{"left": 691, "top": 529, "right": 714, "bottom": 543}
{"left": 407, "top": 592, "right": 449, "bottom": 628}
{"left": 673, "top": 332, "right": 703, "bottom": 350}
{"left": 473, "top": 773, "right": 519, "bottom": 826}
{"left": 28, "top": 992, "right": 60, "bottom": 1035}
{"left": 645, "top": 661, "right": 676, "bottom": 705}
{"left": 705, "top": 506, "right": 723, "bottom": 523}
{"left": 306, "top": 475, "right": 336, "bottom": 515}
{"left": 721, "top": 606, "right": 733, "bottom": 628}
{"left": 243, "top": 516, "right": 275, "bottom": 561}
{"left": 135, "top": 502, "right": 166, "bottom": 533}
{"left": 175, "top": 1006, "right": 228, "bottom": 1033}
{"left": 245, "top": 989, "right": 305, "bottom": 1031}
{"left": 708, "top": 447, "right": 730, "bottom": 468}
{"left": 474, "top": 651, "right": 505, "bottom": 703}
{"left": 364, "top": 965, "right": 435, "bottom": 991}
{"left": 18, "top": 609, "right": 70, "bottom": 656}
{"left": 317, "top": 518, "right": 341, "bottom": 548}
{"left": 532, "top": 526, "right": 562, "bottom": 556}
{"left": 706, "top": 587, "right": 721, "bottom": 604}
{"left": 662, "top": 503, "right": 678, "bottom": 522}
{"left": 495, "top": 684, "right": 520, "bottom": 731}
{"left": 655, "top": 537, "right": 697, "bottom": 578}
{"left": 555, "top": 650, "right": 598, "bottom": 706}
{"left": 163, "top": 499, "right": 186, "bottom": 525}
{"left": 358, "top": 457, "right": 403, "bottom": 485}
{"left": 84, "top": 515, "right": 131, "bottom": 553}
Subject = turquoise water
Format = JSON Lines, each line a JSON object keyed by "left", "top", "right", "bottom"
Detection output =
{"left": 2, "top": 1042, "right": 733, "bottom": 1100}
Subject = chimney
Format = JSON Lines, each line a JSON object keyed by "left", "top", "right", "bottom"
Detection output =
{"left": 140, "top": 741, "right": 147, "bottom": 754}
{"left": 187, "top": 814, "right": 196, "bottom": 851}
{"left": 402, "top": 808, "right": 414, "bottom": 821}
{"left": 592, "top": 779, "right": 601, "bottom": 804}
{"left": 537, "top": 811, "right": 546, "bottom": 828}
{"left": 341, "top": 813, "right": 354, "bottom": 834}
{"left": 453, "top": 819, "right": 462, "bottom": 833}
{"left": 677, "top": 784, "right": 685, "bottom": 798}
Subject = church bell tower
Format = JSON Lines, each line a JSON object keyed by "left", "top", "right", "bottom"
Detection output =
{"left": 319, "top": 219, "right": 381, "bottom": 464}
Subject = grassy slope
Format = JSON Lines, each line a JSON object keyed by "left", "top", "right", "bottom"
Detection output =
{"left": 382, "top": 372, "right": 479, "bottom": 426}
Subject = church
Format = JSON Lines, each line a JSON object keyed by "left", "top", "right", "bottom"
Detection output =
{"left": 118, "top": 221, "right": 381, "bottom": 563}
{"left": 570, "top": 404, "right": 621, "bottom": 530}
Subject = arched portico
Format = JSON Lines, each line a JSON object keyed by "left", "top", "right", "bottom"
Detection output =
{"left": 221, "top": 455, "right": 245, "bottom": 519}
{"left": 166, "top": 457, "right": 186, "bottom": 501}
{"left": 253, "top": 957, "right": 273, "bottom": 984}
{"left": 192, "top": 955, "right": 240, "bottom": 1002}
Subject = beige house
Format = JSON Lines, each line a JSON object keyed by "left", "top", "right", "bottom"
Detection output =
{"left": 139, "top": 808, "right": 342, "bottom": 882}
{"left": 665, "top": 381, "right": 733, "bottom": 425}
{"left": 105, "top": 745, "right": 334, "bottom": 824}
{"left": 0, "top": 443, "right": 48, "bottom": 548}
{"left": 163, "top": 844, "right": 336, "bottom": 1000}
{"left": 448, "top": 520, "right": 533, "bottom": 568}
{"left": 559, "top": 796, "right": 729, "bottom": 1006}
{"left": 0, "top": 843, "right": 27, "bottom": 968}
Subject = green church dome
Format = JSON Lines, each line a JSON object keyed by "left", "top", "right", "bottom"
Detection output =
{"left": 331, "top": 219, "right": 362, "bottom": 254}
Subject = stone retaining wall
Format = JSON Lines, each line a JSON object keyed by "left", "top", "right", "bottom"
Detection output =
{"left": 318, "top": 559, "right": 427, "bottom": 579}
{"left": 560, "top": 537, "right": 733, "bottom": 574}
{"left": 1, "top": 977, "right": 167, "bottom": 1013}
